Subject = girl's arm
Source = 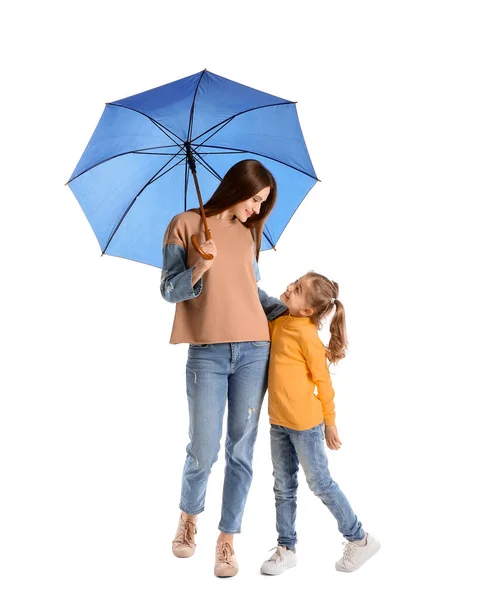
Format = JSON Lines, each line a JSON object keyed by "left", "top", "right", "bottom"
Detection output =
{"left": 300, "top": 334, "right": 336, "bottom": 426}
{"left": 253, "top": 257, "right": 288, "bottom": 321}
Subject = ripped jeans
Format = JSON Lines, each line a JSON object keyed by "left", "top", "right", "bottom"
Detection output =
{"left": 180, "top": 341, "right": 270, "bottom": 534}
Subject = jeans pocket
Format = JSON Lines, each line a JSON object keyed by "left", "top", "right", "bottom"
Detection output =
{"left": 251, "top": 341, "right": 271, "bottom": 347}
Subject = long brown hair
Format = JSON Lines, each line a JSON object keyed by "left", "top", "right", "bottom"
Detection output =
{"left": 190, "top": 159, "right": 277, "bottom": 260}
{"left": 304, "top": 272, "right": 347, "bottom": 365}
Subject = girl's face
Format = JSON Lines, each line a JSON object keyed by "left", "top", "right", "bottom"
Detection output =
{"left": 280, "top": 276, "right": 313, "bottom": 318}
{"left": 232, "top": 186, "right": 271, "bottom": 222}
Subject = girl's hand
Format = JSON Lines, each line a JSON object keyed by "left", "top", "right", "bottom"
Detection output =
{"left": 325, "top": 425, "right": 342, "bottom": 451}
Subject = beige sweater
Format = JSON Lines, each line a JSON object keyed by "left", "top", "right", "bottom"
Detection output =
{"left": 163, "top": 211, "right": 270, "bottom": 345}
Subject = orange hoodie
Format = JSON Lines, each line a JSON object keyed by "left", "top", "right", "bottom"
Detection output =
{"left": 268, "top": 315, "right": 336, "bottom": 430}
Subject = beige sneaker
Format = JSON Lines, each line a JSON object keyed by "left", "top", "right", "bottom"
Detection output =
{"left": 214, "top": 541, "right": 238, "bottom": 577}
{"left": 261, "top": 546, "right": 297, "bottom": 575}
{"left": 172, "top": 514, "right": 197, "bottom": 558}
{"left": 335, "top": 533, "right": 381, "bottom": 572}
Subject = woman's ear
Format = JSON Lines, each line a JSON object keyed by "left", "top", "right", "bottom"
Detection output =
{"left": 300, "top": 307, "right": 314, "bottom": 317}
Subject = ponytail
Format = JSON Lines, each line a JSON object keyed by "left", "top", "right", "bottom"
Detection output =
{"left": 305, "top": 273, "right": 348, "bottom": 365}
{"left": 328, "top": 298, "right": 347, "bottom": 364}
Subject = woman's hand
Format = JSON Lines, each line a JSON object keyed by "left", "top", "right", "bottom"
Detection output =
{"left": 197, "top": 239, "right": 217, "bottom": 271}
{"left": 191, "top": 240, "right": 217, "bottom": 286}
{"left": 325, "top": 425, "right": 342, "bottom": 451}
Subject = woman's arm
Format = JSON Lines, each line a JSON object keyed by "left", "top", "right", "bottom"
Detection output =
{"left": 160, "top": 215, "right": 216, "bottom": 304}
{"left": 160, "top": 244, "right": 204, "bottom": 303}
{"left": 253, "top": 257, "right": 288, "bottom": 321}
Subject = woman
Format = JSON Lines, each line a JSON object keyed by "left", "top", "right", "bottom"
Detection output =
{"left": 160, "top": 159, "right": 287, "bottom": 577}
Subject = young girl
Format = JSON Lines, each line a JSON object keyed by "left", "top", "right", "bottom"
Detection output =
{"left": 260, "top": 272, "right": 380, "bottom": 575}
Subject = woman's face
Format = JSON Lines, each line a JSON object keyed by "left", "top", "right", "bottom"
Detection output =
{"left": 233, "top": 186, "right": 271, "bottom": 222}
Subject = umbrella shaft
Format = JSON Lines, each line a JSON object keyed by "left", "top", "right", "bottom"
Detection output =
{"left": 185, "top": 142, "right": 211, "bottom": 241}
{"left": 190, "top": 168, "right": 211, "bottom": 241}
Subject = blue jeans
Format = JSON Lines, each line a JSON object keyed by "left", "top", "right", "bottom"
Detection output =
{"left": 180, "top": 341, "right": 270, "bottom": 534}
{"left": 270, "top": 423, "right": 365, "bottom": 550}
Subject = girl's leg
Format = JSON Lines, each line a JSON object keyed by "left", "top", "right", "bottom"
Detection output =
{"left": 270, "top": 425, "right": 299, "bottom": 551}
{"left": 218, "top": 341, "right": 270, "bottom": 535}
{"left": 180, "top": 344, "right": 230, "bottom": 516}
{"left": 291, "top": 423, "right": 365, "bottom": 541}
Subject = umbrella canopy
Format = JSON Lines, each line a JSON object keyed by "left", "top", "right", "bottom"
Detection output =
{"left": 67, "top": 69, "right": 318, "bottom": 268}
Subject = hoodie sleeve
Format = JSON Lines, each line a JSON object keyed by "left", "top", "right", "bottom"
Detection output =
{"left": 299, "top": 332, "right": 336, "bottom": 426}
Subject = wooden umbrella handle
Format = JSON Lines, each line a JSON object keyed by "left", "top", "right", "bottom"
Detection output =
{"left": 191, "top": 231, "right": 214, "bottom": 260}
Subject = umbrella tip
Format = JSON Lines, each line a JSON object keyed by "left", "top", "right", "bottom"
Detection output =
{"left": 273, "top": 245, "right": 277, "bottom": 251}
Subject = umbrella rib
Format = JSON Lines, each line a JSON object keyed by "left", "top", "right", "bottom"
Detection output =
{"left": 191, "top": 101, "right": 296, "bottom": 145}
{"left": 108, "top": 103, "right": 185, "bottom": 145}
{"left": 192, "top": 117, "right": 234, "bottom": 150}
{"left": 133, "top": 151, "right": 182, "bottom": 156}
{"left": 129, "top": 143, "right": 182, "bottom": 149}
{"left": 263, "top": 226, "right": 275, "bottom": 249}
{"left": 192, "top": 151, "right": 223, "bottom": 182}
{"left": 197, "top": 144, "right": 319, "bottom": 181}
{"left": 102, "top": 155, "right": 186, "bottom": 255}
{"left": 196, "top": 150, "right": 247, "bottom": 155}
{"left": 66, "top": 144, "right": 183, "bottom": 184}
{"left": 144, "top": 155, "right": 187, "bottom": 185}
{"left": 265, "top": 180, "right": 318, "bottom": 251}
{"left": 187, "top": 69, "right": 207, "bottom": 143}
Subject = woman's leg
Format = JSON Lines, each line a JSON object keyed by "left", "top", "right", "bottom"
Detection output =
{"left": 180, "top": 344, "right": 230, "bottom": 516}
{"left": 270, "top": 425, "right": 299, "bottom": 551}
{"left": 291, "top": 423, "right": 365, "bottom": 541}
{"left": 218, "top": 341, "right": 270, "bottom": 535}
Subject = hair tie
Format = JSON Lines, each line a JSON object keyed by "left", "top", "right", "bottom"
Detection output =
{"left": 330, "top": 297, "right": 336, "bottom": 304}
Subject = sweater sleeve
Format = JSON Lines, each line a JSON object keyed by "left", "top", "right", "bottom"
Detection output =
{"left": 253, "top": 257, "right": 288, "bottom": 321}
{"left": 160, "top": 215, "right": 203, "bottom": 303}
{"left": 299, "top": 333, "right": 336, "bottom": 426}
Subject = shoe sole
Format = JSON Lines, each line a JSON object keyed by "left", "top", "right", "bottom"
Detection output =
{"left": 214, "top": 568, "right": 238, "bottom": 577}
{"left": 261, "top": 561, "right": 298, "bottom": 576}
{"left": 172, "top": 549, "right": 195, "bottom": 558}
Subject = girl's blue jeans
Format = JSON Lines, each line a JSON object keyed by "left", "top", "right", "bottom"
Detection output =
{"left": 180, "top": 341, "right": 270, "bottom": 534}
{"left": 270, "top": 422, "right": 365, "bottom": 550}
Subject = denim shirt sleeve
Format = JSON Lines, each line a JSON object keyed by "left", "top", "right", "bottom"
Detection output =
{"left": 253, "top": 257, "right": 288, "bottom": 321}
{"left": 160, "top": 244, "right": 203, "bottom": 303}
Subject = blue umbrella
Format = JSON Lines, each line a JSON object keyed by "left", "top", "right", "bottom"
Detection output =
{"left": 67, "top": 69, "right": 318, "bottom": 268}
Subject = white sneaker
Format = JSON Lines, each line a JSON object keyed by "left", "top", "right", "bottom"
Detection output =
{"left": 261, "top": 545, "right": 297, "bottom": 575}
{"left": 335, "top": 533, "right": 381, "bottom": 572}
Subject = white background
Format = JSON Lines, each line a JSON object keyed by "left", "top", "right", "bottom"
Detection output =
{"left": 2, "top": 1, "right": 488, "bottom": 598}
